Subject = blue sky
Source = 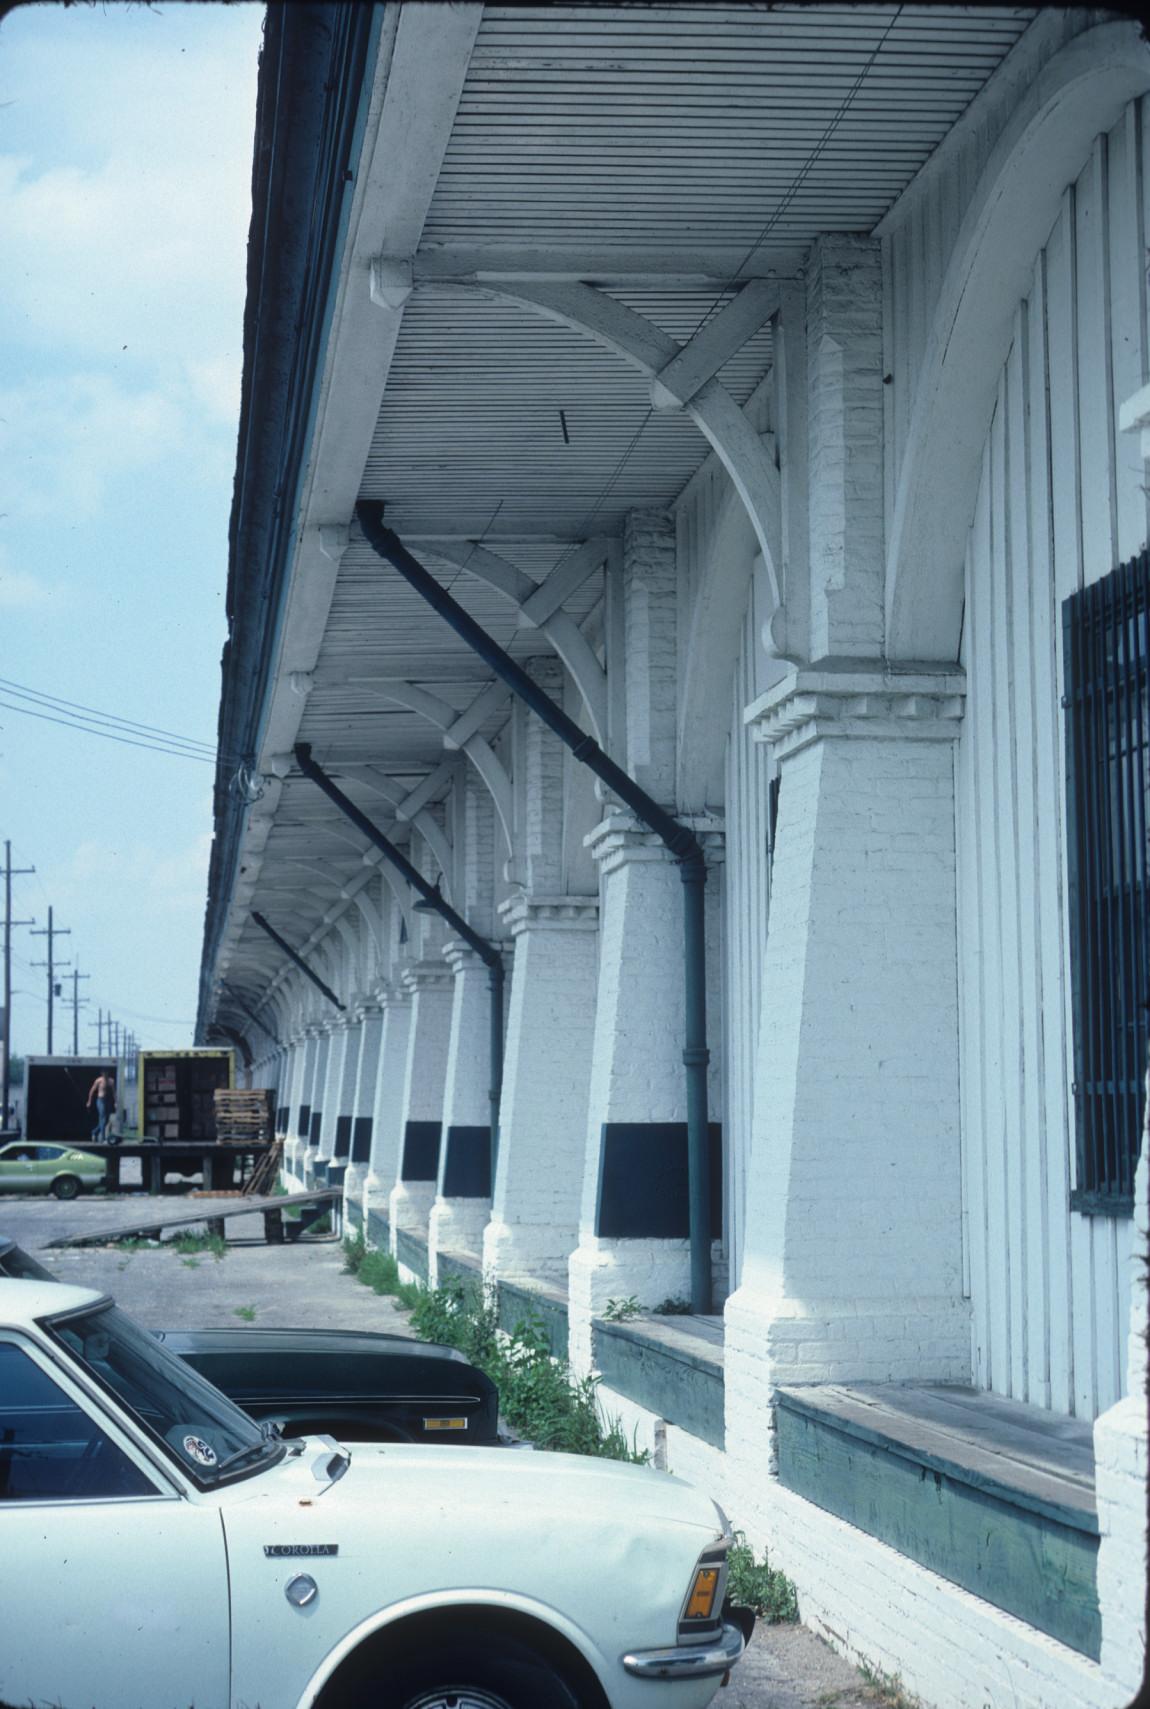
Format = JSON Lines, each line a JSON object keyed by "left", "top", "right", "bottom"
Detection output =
{"left": 0, "top": 2, "right": 264, "bottom": 1057}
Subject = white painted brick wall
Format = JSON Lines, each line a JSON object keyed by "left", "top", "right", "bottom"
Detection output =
{"left": 623, "top": 509, "right": 678, "bottom": 804}
{"left": 344, "top": 1005, "right": 383, "bottom": 1207}
{"left": 430, "top": 945, "right": 496, "bottom": 1277}
{"left": 566, "top": 813, "right": 725, "bottom": 1372}
{"left": 363, "top": 991, "right": 412, "bottom": 1223}
{"left": 1093, "top": 1115, "right": 1148, "bottom": 1695}
{"left": 807, "top": 235, "right": 885, "bottom": 661}
{"left": 749, "top": 1481, "right": 1127, "bottom": 1709}
{"left": 483, "top": 898, "right": 599, "bottom": 1285}
{"left": 386, "top": 965, "right": 453, "bottom": 1249}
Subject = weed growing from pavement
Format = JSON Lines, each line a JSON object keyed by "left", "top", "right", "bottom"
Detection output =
{"left": 171, "top": 1232, "right": 228, "bottom": 1260}
{"left": 858, "top": 1664, "right": 921, "bottom": 1709}
{"left": 341, "top": 1235, "right": 647, "bottom": 1461}
{"left": 726, "top": 1530, "right": 799, "bottom": 1623}
{"left": 233, "top": 1304, "right": 258, "bottom": 1322}
{"left": 602, "top": 1294, "right": 641, "bottom": 1321}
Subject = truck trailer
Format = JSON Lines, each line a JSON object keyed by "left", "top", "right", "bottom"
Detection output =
{"left": 139, "top": 1048, "right": 234, "bottom": 1143}
{"left": 22, "top": 1056, "right": 134, "bottom": 1146}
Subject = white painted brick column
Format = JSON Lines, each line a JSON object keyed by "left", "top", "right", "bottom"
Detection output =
{"left": 281, "top": 1036, "right": 310, "bottom": 1174}
{"left": 429, "top": 942, "right": 500, "bottom": 1282}
{"left": 342, "top": 1004, "right": 382, "bottom": 1207}
{"left": 363, "top": 985, "right": 413, "bottom": 1234}
{"left": 1093, "top": 1080, "right": 1148, "bottom": 1700}
{"left": 483, "top": 896, "right": 599, "bottom": 1287}
{"left": 314, "top": 1021, "right": 350, "bottom": 1163}
{"left": 725, "top": 663, "right": 970, "bottom": 1514}
{"left": 301, "top": 1028, "right": 331, "bottom": 1174}
{"left": 387, "top": 961, "right": 454, "bottom": 1265}
{"left": 806, "top": 234, "right": 885, "bottom": 662}
{"left": 567, "top": 812, "right": 725, "bottom": 1375}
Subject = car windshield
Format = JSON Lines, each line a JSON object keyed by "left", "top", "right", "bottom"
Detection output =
{"left": 0, "top": 1241, "right": 56, "bottom": 1282}
{"left": 46, "top": 1301, "right": 284, "bottom": 1486}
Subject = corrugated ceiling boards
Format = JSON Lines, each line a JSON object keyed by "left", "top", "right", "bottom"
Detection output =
{"left": 238, "top": 3, "right": 1035, "bottom": 977}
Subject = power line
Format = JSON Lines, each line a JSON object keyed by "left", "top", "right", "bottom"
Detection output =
{"left": 0, "top": 676, "right": 216, "bottom": 753}
{"left": 0, "top": 697, "right": 217, "bottom": 762}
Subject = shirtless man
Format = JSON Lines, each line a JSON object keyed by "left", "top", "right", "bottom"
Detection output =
{"left": 86, "top": 1071, "right": 116, "bottom": 1144}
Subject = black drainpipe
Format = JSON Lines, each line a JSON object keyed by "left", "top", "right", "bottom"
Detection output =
{"left": 251, "top": 911, "right": 346, "bottom": 1013}
{"left": 355, "top": 501, "right": 713, "bottom": 1314}
{"left": 293, "top": 742, "right": 505, "bottom": 1174}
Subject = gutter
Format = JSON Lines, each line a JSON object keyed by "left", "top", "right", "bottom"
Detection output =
{"left": 198, "top": 3, "right": 381, "bottom": 1041}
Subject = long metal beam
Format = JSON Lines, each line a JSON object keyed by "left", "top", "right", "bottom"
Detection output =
{"left": 293, "top": 743, "right": 505, "bottom": 1170}
{"left": 355, "top": 503, "right": 714, "bottom": 1314}
{"left": 251, "top": 912, "right": 346, "bottom": 1013}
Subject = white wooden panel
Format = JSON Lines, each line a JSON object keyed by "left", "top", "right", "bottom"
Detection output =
{"left": 956, "top": 100, "right": 1148, "bottom": 1421}
{"left": 720, "top": 556, "right": 774, "bottom": 1292}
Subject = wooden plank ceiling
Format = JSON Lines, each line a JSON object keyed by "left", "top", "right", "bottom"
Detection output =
{"left": 247, "top": 3, "right": 1033, "bottom": 982}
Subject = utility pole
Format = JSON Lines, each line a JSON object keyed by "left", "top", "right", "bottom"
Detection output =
{"left": 70, "top": 968, "right": 90, "bottom": 1055}
{"left": 91, "top": 1008, "right": 104, "bottom": 1054}
{"left": 1, "top": 840, "right": 35, "bottom": 1110}
{"left": 30, "top": 907, "right": 71, "bottom": 1056}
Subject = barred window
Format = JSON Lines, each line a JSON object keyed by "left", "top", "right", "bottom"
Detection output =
{"left": 1063, "top": 548, "right": 1150, "bottom": 1214}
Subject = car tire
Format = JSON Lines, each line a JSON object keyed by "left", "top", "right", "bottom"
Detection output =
{"left": 369, "top": 1636, "right": 583, "bottom": 1709}
{"left": 51, "top": 1175, "right": 81, "bottom": 1200}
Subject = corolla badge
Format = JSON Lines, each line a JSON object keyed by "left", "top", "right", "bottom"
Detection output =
{"left": 182, "top": 1434, "right": 219, "bottom": 1467}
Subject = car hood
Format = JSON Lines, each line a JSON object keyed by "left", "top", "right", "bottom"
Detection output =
{"left": 233, "top": 1435, "right": 722, "bottom": 1540}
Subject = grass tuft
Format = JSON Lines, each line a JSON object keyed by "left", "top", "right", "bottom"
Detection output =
{"left": 342, "top": 1237, "right": 648, "bottom": 1462}
{"left": 723, "top": 1530, "right": 799, "bottom": 1623}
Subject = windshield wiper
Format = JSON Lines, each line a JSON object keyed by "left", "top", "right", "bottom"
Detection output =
{"left": 213, "top": 1420, "right": 282, "bottom": 1478}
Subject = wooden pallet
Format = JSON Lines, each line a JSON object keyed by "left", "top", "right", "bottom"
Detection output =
{"left": 214, "top": 1088, "right": 275, "bottom": 1145}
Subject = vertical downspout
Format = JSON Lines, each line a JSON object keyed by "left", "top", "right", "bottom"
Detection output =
{"left": 292, "top": 743, "right": 504, "bottom": 1175}
{"left": 354, "top": 503, "right": 713, "bottom": 1313}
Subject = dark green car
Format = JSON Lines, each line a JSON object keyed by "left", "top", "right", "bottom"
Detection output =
{"left": 0, "top": 1142, "right": 106, "bottom": 1199}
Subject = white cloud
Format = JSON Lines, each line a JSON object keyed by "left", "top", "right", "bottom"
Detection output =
{"left": 0, "top": 372, "right": 188, "bottom": 521}
{"left": 68, "top": 830, "right": 212, "bottom": 913}
{"left": 0, "top": 552, "right": 56, "bottom": 609}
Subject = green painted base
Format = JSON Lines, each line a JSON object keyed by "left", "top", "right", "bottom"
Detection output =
{"left": 591, "top": 1319, "right": 724, "bottom": 1448}
{"left": 394, "top": 1226, "right": 429, "bottom": 1283}
{"left": 498, "top": 1281, "right": 570, "bottom": 1361}
{"left": 776, "top": 1395, "right": 1100, "bottom": 1659}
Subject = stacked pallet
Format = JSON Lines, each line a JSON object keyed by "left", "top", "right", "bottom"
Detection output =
{"left": 213, "top": 1088, "right": 275, "bottom": 1145}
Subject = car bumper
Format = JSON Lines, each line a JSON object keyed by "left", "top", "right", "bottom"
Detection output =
{"left": 621, "top": 1619, "right": 747, "bottom": 1681}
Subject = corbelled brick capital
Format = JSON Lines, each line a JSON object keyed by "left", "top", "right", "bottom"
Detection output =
{"left": 400, "top": 959, "right": 455, "bottom": 995}
{"left": 584, "top": 810, "right": 725, "bottom": 877}
{"left": 498, "top": 894, "right": 600, "bottom": 936}
{"left": 745, "top": 659, "right": 965, "bottom": 759}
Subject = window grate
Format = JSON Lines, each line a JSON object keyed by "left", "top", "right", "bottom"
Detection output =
{"left": 1063, "top": 547, "right": 1150, "bottom": 1214}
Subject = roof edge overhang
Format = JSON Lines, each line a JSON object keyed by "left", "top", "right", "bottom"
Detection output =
{"left": 197, "top": 1, "right": 383, "bottom": 1042}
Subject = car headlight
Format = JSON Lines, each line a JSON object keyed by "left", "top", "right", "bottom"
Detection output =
{"left": 678, "top": 1534, "right": 731, "bottom": 1643}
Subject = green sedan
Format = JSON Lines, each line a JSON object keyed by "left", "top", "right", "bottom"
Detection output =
{"left": 0, "top": 1142, "right": 106, "bottom": 1199}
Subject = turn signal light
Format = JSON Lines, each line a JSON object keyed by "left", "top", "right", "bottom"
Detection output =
{"left": 423, "top": 1417, "right": 468, "bottom": 1431}
{"left": 685, "top": 1566, "right": 720, "bottom": 1621}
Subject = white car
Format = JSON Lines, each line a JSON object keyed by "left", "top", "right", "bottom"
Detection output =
{"left": 0, "top": 1278, "right": 749, "bottom": 1709}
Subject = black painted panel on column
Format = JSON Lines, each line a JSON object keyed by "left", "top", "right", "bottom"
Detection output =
{"left": 401, "top": 1120, "right": 441, "bottom": 1181}
{"left": 595, "top": 1123, "right": 723, "bottom": 1239}
{"left": 334, "top": 1115, "right": 353, "bottom": 1158}
{"left": 309, "top": 1110, "right": 322, "bottom": 1145}
{"left": 352, "top": 1116, "right": 373, "bottom": 1162}
{"left": 297, "top": 1105, "right": 311, "bottom": 1139}
{"left": 441, "top": 1126, "right": 492, "bottom": 1197}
